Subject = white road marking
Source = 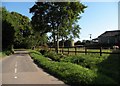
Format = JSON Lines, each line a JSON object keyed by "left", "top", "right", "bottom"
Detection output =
{"left": 15, "top": 68, "right": 17, "bottom": 73}
{"left": 15, "top": 62, "right": 17, "bottom": 67}
{"left": 14, "top": 61, "right": 18, "bottom": 79}
{"left": 14, "top": 76, "right": 17, "bottom": 79}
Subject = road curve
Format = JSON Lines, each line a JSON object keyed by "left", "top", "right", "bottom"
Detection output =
{"left": 1, "top": 50, "right": 65, "bottom": 85}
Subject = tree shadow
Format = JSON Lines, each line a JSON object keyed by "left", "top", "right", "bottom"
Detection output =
{"left": 96, "top": 50, "right": 120, "bottom": 84}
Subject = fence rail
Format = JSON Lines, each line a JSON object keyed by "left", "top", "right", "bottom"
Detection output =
{"left": 50, "top": 47, "right": 120, "bottom": 56}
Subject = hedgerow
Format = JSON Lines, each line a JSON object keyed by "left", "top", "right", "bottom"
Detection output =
{"left": 61, "top": 54, "right": 106, "bottom": 71}
{"left": 40, "top": 50, "right": 66, "bottom": 61}
{"left": 29, "top": 50, "right": 118, "bottom": 85}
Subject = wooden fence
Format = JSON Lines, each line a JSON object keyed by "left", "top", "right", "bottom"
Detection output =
{"left": 49, "top": 47, "right": 120, "bottom": 56}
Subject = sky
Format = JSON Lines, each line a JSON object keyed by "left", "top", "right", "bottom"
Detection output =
{"left": 1, "top": 1, "right": 119, "bottom": 42}
{"left": 118, "top": 1, "right": 120, "bottom": 30}
{"left": 77, "top": 2, "right": 118, "bottom": 41}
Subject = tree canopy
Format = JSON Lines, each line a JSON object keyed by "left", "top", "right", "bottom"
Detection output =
{"left": 30, "top": 1, "right": 87, "bottom": 52}
{"left": 2, "top": 7, "right": 15, "bottom": 50}
{"left": 2, "top": 7, "right": 46, "bottom": 49}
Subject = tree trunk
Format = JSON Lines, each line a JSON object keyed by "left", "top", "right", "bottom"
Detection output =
{"left": 11, "top": 44, "right": 14, "bottom": 53}
{"left": 53, "top": 30, "right": 57, "bottom": 53}
{"left": 53, "top": 24, "right": 60, "bottom": 53}
{"left": 53, "top": 34, "right": 57, "bottom": 52}
{"left": 56, "top": 31, "right": 59, "bottom": 53}
{"left": 62, "top": 37, "right": 64, "bottom": 53}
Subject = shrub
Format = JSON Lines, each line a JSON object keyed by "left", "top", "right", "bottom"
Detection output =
{"left": 40, "top": 49, "right": 48, "bottom": 55}
{"left": 44, "top": 51, "right": 61, "bottom": 61}
{"left": 40, "top": 50, "right": 67, "bottom": 61}
{"left": 4, "top": 50, "right": 13, "bottom": 55}
{"left": 29, "top": 50, "right": 118, "bottom": 85}
{"left": 5, "top": 50, "right": 11, "bottom": 55}
{"left": 61, "top": 54, "right": 105, "bottom": 71}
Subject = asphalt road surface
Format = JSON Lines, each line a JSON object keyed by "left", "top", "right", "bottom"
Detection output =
{"left": 1, "top": 50, "right": 65, "bottom": 85}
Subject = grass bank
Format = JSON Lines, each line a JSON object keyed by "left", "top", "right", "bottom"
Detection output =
{"left": 29, "top": 50, "right": 118, "bottom": 85}
{"left": 43, "top": 50, "right": 120, "bottom": 84}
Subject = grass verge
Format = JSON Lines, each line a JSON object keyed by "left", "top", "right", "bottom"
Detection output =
{"left": 29, "top": 50, "right": 118, "bottom": 85}
{"left": 0, "top": 50, "right": 13, "bottom": 59}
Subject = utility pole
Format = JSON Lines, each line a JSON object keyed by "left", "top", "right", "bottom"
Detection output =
{"left": 89, "top": 34, "right": 92, "bottom": 44}
{"left": 118, "top": 1, "right": 120, "bottom": 30}
{"left": 89, "top": 34, "right": 92, "bottom": 40}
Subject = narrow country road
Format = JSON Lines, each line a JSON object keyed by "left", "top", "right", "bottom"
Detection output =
{"left": 1, "top": 50, "right": 65, "bottom": 85}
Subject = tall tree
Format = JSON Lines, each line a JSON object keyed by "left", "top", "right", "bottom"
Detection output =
{"left": 2, "top": 20, "right": 15, "bottom": 50}
{"left": 30, "top": 1, "right": 87, "bottom": 53}
{"left": 2, "top": 7, "right": 38, "bottom": 49}
{"left": 10, "top": 12, "right": 32, "bottom": 48}
{"left": 2, "top": 7, "right": 15, "bottom": 51}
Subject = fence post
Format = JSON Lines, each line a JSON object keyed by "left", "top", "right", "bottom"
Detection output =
{"left": 68, "top": 47, "right": 69, "bottom": 55}
{"left": 62, "top": 46, "right": 63, "bottom": 54}
{"left": 85, "top": 47, "right": 87, "bottom": 55}
{"left": 50, "top": 46, "right": 51, "bottom": 51}
{"left": 59, "top": 48, "right": 61, "bottom": 53}
{"left": 75, "top": 47, "right": 77, "bottom": 55}
{"left": 100, "top": 47, "right": 102, "bottom": 56}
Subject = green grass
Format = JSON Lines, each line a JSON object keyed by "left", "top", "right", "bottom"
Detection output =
{"left": 0, "top": 52, "right": 2, "bottom": 58}
{"left": 97, "top": 53, "right": 120, "bottom": 83}
{"left": 61, "top": 54, "right": 108, "bottom": 71}
{"left": 87, "top": 49, "right": 112, "bottom": 52}
{"left": 50, "top": 47, "right": 112, "bottom": 52}
{"left": 39, "top": 49, "right": 120, "bottom": 84}
{"left": 29, "top": 50, "right": 118, "bottom": 85}
{"left": 50, "top": 48, "right": 113, "bottom": 55}
{"left": 0, "top": 52, "right": 6, "bottom": 58}
{"left": 61, "top": 52, "right": 120, "bottom": 84}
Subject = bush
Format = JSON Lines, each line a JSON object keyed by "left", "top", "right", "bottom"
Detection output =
{"left": 4, "top": 50, "right": 13, "bottom": 55}
{"left": 61, "top": 54, "right": 105, "bottom": 71}
{"left": 40, "top": 50, "right": 67, "bottom": 61}
{"left": 44, "top": 51, "right": 61, "bottom": 61}
{"left": 29, "top": 50, "right": 118, "bottom": 85}
{"left": 40, "top": 49, "right": 48, "bottom": 55}
{"left": 0, "top": 50, "right": 13, "bottom": 58}
{"left": 5, "top": 50, "right": 11, "bottom": 55}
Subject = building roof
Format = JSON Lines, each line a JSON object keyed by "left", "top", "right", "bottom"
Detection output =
{"left": 92, "top": 38, "right": 98, "bottom": 40}
{"left": 98, "top": 30, "right": 120, "bottom": 38}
